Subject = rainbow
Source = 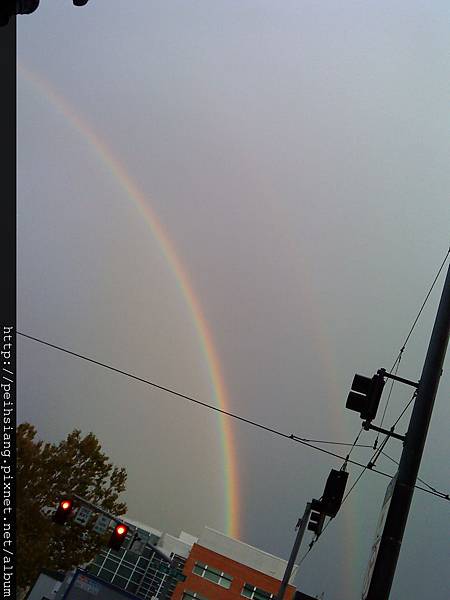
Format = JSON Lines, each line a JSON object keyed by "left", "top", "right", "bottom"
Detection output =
{"left": 18, "top": 63, "right": 364, "bottom": 597}
{"left": 18, "top": 63, "right": 240, "bottom": 539}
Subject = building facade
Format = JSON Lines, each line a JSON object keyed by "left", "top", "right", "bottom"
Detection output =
{"left": 86, "top": 520, "right": 194, "bottom": 599}
{"left": 172, "top": 528, "right": 297, "bottom": 600}
{"left": 87, "top": 522, "right": 297, "bottom": 600}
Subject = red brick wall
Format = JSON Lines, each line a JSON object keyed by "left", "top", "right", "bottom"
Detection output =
{"left": 171, "top": 544, "right": 296, "bottom": 600}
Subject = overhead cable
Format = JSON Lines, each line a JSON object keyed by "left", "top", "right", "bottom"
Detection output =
{"left": 18, "top": 330, "right": 448, "bottom": 501}
{"left": 390, "top": 245, "right": 450, "bottom": 371}
{"left": 17, "top": 330, "right": 392, "bottom": 477}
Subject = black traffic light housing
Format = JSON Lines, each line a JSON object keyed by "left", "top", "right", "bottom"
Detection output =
{"left": 53, "top": 498, "right": 74, "bottom": 525}
{"left": 307, "top": 499, "right": 325, "bottom": 537}
{"left": 346, "top": 369, "right": 386, "bottom": 422}
{"left": 1, "top": 0, "right": 87, "bottom": 27}
{"left": 321, "top": 469, "right": 349, "bottom": 517}
{"left": 0, "top": 0, "right": 39, "bottom": 26}
{"left": 108, "top": 522, "right": 129, "bottom": 551}
{"left": 16, "top": 0, "right": 40, "bottom": 14}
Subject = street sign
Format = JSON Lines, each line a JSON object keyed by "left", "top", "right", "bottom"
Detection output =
{"left": 73, "top": 506, "right": 93, "bottom": 527}
{"left": 361, "top": 473, "right": 397, "bottom": 599}
{"left": 92, "top": 514, "right": 111, "bottom": 535}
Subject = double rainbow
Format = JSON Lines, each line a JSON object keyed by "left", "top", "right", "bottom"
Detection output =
{"left": 18, "top": 63, "right": 240, "bottom": 540}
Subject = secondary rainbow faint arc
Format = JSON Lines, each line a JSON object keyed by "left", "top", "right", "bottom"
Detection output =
{"left": 19, "top": 63, "right": 240, "bottom": 539}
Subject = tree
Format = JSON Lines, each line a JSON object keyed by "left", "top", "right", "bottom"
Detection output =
{"left": 17, "top": 423, "right": 127, "bottom": 589}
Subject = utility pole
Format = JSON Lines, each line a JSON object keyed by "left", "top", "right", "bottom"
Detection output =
{"left": 364, "top": 262, "right": 450, "bottom": 599}
{"left": 276, "top": 503, "right": 311, "bottom": 600}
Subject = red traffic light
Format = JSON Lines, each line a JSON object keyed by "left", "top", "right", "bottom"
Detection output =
{"left": 108, "top": 523, "right": 129, "bottom": 550}
{"left": 53, "top": 498, "right": 74, "bottom": 525}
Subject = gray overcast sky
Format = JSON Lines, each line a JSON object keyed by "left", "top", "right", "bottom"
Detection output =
{"left": 17, "top": 2, "right": 449, "bottom": 598}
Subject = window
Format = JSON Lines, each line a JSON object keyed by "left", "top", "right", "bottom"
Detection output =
{"left": 124, "top": 550, "right": 139, "bottom": 564}
{"left": 241, "top": 583, "right": 274, "bottom": 600}
{"left": 117, "top": 565, "right": 132, "bottom": 578}
{"left": 103, "top": 558, "right": 119, "bottom": 572}
{"left": 182, "top": 592, "right": 210, "bottom": 600}
{"left": 112, "top": 574, "right": 128, "bottom": 589}
{"left": 99, "top": 570, "right": 113, "bottom": 583}
{"left": 131, "top": 570, "right": 144, "bottom": 583}
{"left": 137, "top": 556, "right": 150, "bottom": 569}
{"left": 126, "top": 582, "right": 138, "bottom": 594}
{"left": 192, "top": 562, "right": 233, "bottom": 589}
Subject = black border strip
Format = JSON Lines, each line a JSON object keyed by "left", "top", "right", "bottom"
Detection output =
{"left": 0, "top": 10, "right": 17, "bottom": 600}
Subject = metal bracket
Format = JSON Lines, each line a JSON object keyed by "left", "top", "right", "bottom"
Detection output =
{"left": 362, "top": 421, "right": 406, "bottom": 442}
{"left": 381, "top": 370, "right": 419, "bottom": 389}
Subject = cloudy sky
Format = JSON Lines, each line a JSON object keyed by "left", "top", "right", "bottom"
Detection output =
{"left": 17, "top": 1, "right": 449, "bottom": 598}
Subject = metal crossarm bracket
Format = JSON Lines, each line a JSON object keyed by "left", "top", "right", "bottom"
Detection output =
{"left": 362, "top": 421, "right": 406, "bottom": 442}
{"left": 382, "top": 371, "right": 419, "bottom": 388}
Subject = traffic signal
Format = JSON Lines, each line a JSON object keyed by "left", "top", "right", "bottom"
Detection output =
{"left": 16, "top": 0, "right": 40, "bottom": 14}
{"left": 346, "top": 370, "right": 385, "bottom": 422}
{"left": 53, "top": 498, "right": 74, "bottom": 525}
{"left": 307, "top": 499, "right": 325, "bottom": 536}
{"left": 321, "top": 469, "right": 349, "bottom": 517}
{"left": 0, "top": 0, "right": 39, "bottom": 26}
{"left": 108, "top": 523, "right": 129, "bottom": 551}
{"left": 73, "top": 0, "right": 89, "bottom": 5}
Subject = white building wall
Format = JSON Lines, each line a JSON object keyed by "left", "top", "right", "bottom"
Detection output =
{"left": 198, "top": 527, "right": 298, "bottom": 582}
{"left": 27, "top": 573, "right": 62, "bottom": 600}
{"left": 158, "top": 532, "right": 193, "bottom": 559}
{"left": 179, "top": 531, "right": 198, "bottom": 546}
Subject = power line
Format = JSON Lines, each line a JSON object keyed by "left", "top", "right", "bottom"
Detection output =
{"left": 296, "top": 251, "right": 450, "bottom": 570}
{"left": 380, "top": 451, "right": 450, "bottom": 501}
{"left": 379, "top": 247, "right": 450, "bottom": 446}
{"left": 375, "top": 354, "right": 402, "bottom": 449}
{"left": 355, "top": 387, "right": 447, "bottom": 500}
{"left": 344, "top": 427, "right": 364, "bottom": 464}
{"left": 371, "top": 391, "right": 417, "bottom": 465}
{"left": 289, "top": 434, "right": 371, "bottom": 448}
{"left": 297, "top": 437, "right": 450, "bottom": 567}
{"left": 299, "top": 454, "right": 379, "bottom": 565}
{"left": 18, "top": 331, "right": 449, "bottom": 503}
{"left": 392, "top": 392, "right": 416, "bottom": 428}
{"left": 364, "top": 392, "right": 416, "bottom": 475}
{"left": 17, "top": 330, "right": 390, "bottom": 477}
{"left": 391, "top": 245, "right": 450, "bottom": 370}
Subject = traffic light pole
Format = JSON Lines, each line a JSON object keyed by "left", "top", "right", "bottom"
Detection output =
{"left": 276, "top": 502, "right": 311, "bottom": 600}
{"left": 365, "top": 262, "right": 450, "bottom": 599}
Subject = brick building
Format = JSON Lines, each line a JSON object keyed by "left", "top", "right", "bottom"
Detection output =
{"left": 172, "top": 528, "right": 297, "bottom": 600}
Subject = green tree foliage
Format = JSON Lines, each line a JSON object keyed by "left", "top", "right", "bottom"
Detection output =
{"left": 17, "top": 423, "right": 127, "bottom": 589}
